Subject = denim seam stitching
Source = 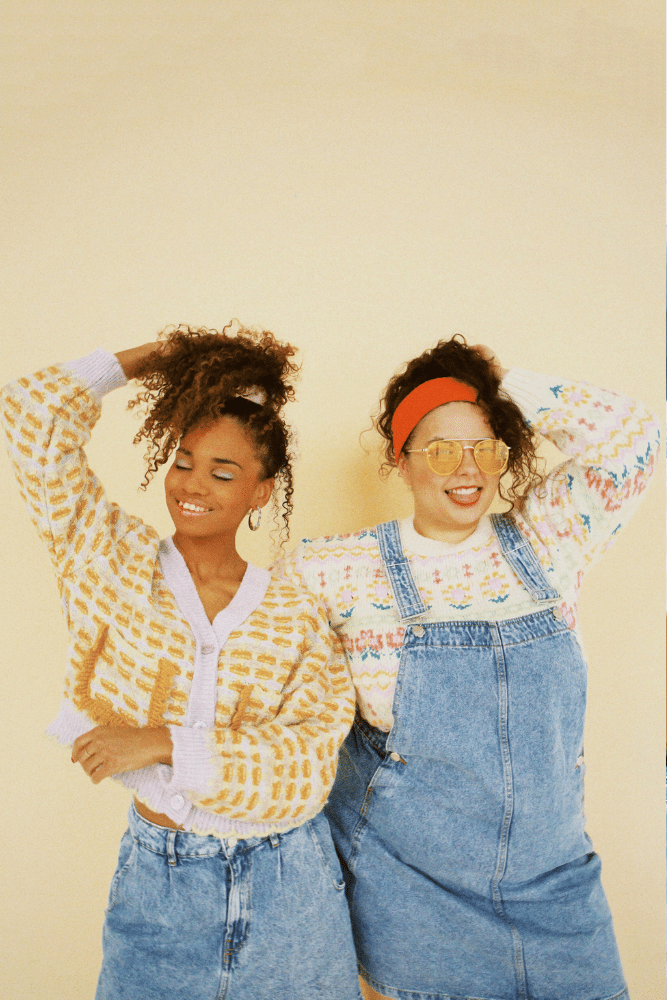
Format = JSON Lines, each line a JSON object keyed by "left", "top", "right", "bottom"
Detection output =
{"left": 377, "top": 520, "right": 428, "bottom": 621}
{"left": 411, "top": 626, "right": 571, "bottom": 650}
{"left": 491, "top": 513, "right": 560, "bottom": 602}
{"left": 306, "top": 819, "right": 346, "bottom": 891}
{"left": 488, "top": 624, "right": 529, "bottom": 1000}
{"left": 353, "top": 718, "right": 386, "bottom": 756}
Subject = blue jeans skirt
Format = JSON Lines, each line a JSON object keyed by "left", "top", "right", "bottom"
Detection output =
{"left": 96, "top": 803, "right": 362, "bottom": 1000}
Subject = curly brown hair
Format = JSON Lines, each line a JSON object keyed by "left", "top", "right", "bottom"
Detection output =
{"left": 375, "top": 335, "right": 543, "bottom": 510}
{"left": 128, "top": 323, "right": 300, "bottom": 542}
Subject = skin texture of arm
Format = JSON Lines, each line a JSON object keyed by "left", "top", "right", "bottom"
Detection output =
{"left": 71, "top": 726, "right": 173, "bottom": 784}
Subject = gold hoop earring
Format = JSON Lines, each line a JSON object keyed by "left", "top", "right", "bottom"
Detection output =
{"left": 248, "top": 506, "right": 262, "bottom": 531}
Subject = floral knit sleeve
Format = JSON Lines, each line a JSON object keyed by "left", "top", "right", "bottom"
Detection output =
{"left": 167, "top": 590, "right": 356, "bottom": 829}
{"left": 0, "top": 353, "right": 156, "bottom": 583}
{"left": 503, "top": 368, "right": 660, "bottom": 570}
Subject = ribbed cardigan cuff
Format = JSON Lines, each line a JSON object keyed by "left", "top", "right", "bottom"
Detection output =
{"left": 45, "top": 699, "right": 323, "bottom": 838}
{"left": 62, "top": 349, "right": 128, "bottom": 400}
{"left": 163, "top": 725, "right": 215, "bottom": 794}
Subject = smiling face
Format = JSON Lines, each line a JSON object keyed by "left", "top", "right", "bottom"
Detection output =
{"left": 164, "top": 416, "right": 273, "bottom": 544}
{"left": 397, "top": 401, "right": 502, "bottom": 543}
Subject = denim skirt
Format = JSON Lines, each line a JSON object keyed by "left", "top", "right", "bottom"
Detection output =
{"left": 95, "top": 803, "right": 362, "bottom": 1000}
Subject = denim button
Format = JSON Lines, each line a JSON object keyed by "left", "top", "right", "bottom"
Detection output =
{"left": 389, "top": 752, "right": 401, "bottom": 762}
{"left": 201, "top": 644, "right": 215, "bottom": 655}
{"left": 576, "top": 755, "right": 585, "bottom": 768}
{"left": 192, "top": 721, "right": 207, "bottom": 730}
{"left": 413, "top": 625, "right": 425, "bottom": 637}
{"left": 226, "top": 837, "right": 238, "bottom": 849}
{"left": 552, "top": 608, "right": 563, "bottom": 621}
{"left": 171, "top": 794, "right": 185, "bottom": 810}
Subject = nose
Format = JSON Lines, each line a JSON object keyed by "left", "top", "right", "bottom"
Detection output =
{"left": 457, "top": 446, "right": 479, "bottom": 476}
{"left": 180, "top": 467, "right": 210, "bottom": 495}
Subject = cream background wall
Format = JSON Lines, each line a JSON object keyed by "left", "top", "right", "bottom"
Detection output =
{"left": 1, "top": 2, "right": 664, "bottom": 997}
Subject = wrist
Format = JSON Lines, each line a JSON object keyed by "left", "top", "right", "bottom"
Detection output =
{"left": 145, "top": 726, "right": 173, "bottom": 766}
{"left": 115, "top": 342, "right": 160, "bottom": 380}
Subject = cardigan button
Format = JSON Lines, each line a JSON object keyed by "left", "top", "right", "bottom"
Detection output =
{"left": 201, "top": 644, "right": 215, "bottom": 655}
{"left": 192, "top": 721, "right": 207, "bottom": 730}
{"left": 171, "top": 794, "right": 185, "bottom": 810}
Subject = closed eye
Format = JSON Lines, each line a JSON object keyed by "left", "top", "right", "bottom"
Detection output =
{"left": 175, "top": 460, "right": 233, "bottom": 482}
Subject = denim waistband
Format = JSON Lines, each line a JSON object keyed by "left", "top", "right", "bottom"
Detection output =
{"left": 401, "top": 607, "right": 570, "bottom": 646}
{"left": 128, "top": 802, "right": 278, "bottom": 858}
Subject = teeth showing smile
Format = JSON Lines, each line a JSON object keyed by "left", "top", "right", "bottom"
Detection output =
{"left": 445, "top": 486, "right": 482, "bottom": 507}
{"left": 177, "top": 500, "right": 213, "bottom": 514}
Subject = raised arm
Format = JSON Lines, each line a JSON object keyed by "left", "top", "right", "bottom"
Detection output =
{"left": 502, "top": 366, "right": 659, "bottom": 569}
{"left": 1, "top": 346, "right": 160, "bottom": 578}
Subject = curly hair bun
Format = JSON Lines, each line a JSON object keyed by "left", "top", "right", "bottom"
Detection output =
{"left": 128, "top": 322, "right": 299, "bottom": 542}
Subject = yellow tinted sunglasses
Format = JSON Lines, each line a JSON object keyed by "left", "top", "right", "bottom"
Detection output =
{"left": 404, "top": 438, "right": 510, "bottom": 476}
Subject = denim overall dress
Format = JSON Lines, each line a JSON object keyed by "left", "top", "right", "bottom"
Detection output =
{"left": 325, "top": 515, "right": 628, "bottom": 1000}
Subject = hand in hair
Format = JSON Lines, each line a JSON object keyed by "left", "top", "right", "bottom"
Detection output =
{"left": 470, "top": 344, "right": 508, "bottom": 381}
{"left": 115, "top": 341, "right": 162, "bottom": 380}
{"left": 123, "top": 324, "right": 299, "bottom": 544}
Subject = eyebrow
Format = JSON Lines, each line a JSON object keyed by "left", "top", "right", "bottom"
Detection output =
{"left": 177, "top": 447, "right": 242, "bottom": 469}
{"left": 424, "top": 436, "right": 490, "bottom": 444}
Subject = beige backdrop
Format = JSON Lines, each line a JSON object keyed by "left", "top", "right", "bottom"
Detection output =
{"left": 1, "top": 3, "right": 664, "bottom": 998}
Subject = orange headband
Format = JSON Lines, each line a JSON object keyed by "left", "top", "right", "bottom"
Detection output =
{"left": 392, "top": 378, "right": 478, "bottom": 458}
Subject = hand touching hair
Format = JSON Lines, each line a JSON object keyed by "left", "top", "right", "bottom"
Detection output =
{"left": 128, "top": 322, "right": 299, "bottom": 542}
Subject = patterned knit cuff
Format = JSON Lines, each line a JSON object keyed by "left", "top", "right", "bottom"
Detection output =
{"left": 161, "top": 724, "right": 216, "bottom": 795}
{"left": 62, "top": 349, "right": 128, "bottom": 401}
{"left": 501, "top": 368, "right": 562, "bottom": 427}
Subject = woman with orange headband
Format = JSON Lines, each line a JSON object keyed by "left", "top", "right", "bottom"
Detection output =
{"left": 278, "top": 336, "right": 659, "bottom": 1000}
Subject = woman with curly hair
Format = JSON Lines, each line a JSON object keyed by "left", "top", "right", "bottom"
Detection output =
{"left": 279, "top": 337, "right": 659, "bottom": 1000}
{"left": 1, "top": 325, "right": 362, "bottom": 1000}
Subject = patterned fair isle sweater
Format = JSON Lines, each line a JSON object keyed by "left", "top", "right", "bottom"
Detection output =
{"left": 1, "top": 350, "right": 356, "bottom": 839}
{"left": 277, "top": 368, "right": 659, "bottom": 733}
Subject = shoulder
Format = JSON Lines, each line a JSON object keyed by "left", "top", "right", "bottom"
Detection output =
{"left": 290, "top": 525, "right": 380, "bottom": 564}
{"left": 260, "top": 573, "right": 336, "bottom": 634}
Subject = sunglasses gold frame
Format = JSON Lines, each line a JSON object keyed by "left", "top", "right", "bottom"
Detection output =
{"left": 403, "top": 438, "right": 510, "bottom": 476}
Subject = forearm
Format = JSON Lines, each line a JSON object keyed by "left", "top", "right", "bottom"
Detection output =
{"left": 504, "top": 367, "right": 659, "bottom": 564}
{"left": 502, "top": 368, "right": 659, "bottom": 478}
{"left": 165, "top": 660, "right": 356, "bottom": 823}
{"left": 191, "top": 711, "right": 353, "bottom": 824}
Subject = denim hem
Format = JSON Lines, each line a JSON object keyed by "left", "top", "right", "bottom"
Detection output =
{"left": 359, "top": 964, "right": 506, "bottom": 1000}
{"left": 358, "top": 965, "right": 629, "bottom": 1000}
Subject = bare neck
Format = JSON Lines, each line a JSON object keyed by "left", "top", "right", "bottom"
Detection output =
{"left": 172, "top": 532, "right": 247, "bottom": 584}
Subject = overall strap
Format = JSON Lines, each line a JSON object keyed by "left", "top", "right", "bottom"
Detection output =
{"left": 376, "top": 520, "right": 429, "bottom": 622}
{"left": 490, "top": 513, "right": 560, "bottom": 603}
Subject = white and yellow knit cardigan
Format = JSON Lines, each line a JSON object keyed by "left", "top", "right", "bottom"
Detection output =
{"left": 1, "top": 350, "right": 356, "bottom": 839}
